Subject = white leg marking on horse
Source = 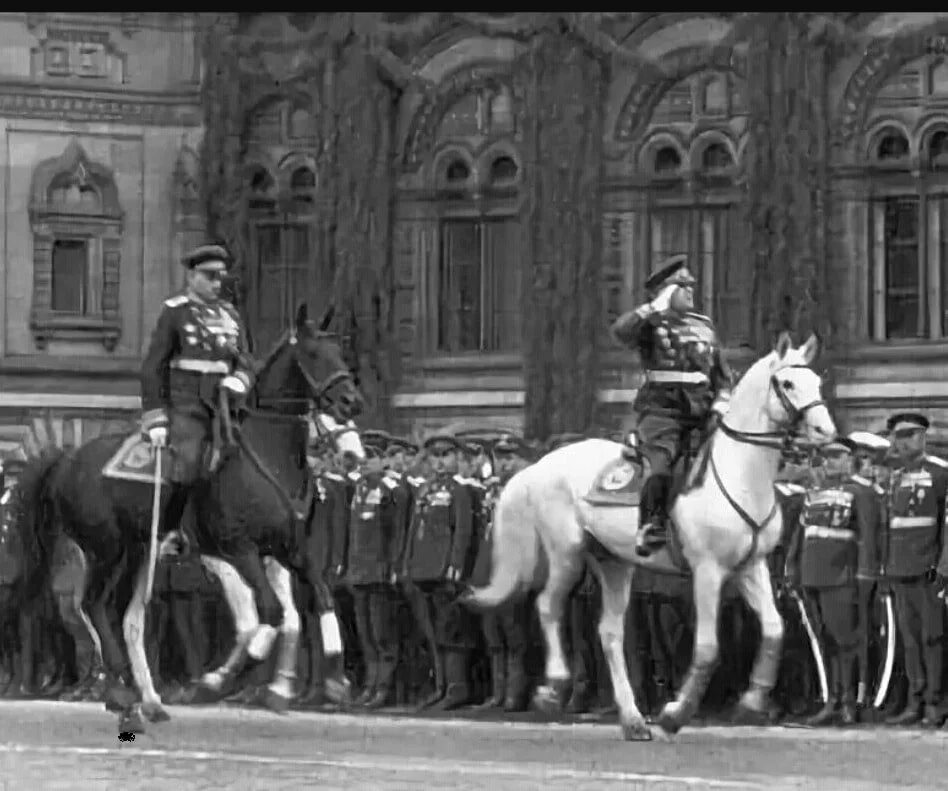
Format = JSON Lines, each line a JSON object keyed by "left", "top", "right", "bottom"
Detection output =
{"left": 735, "top": 559, "right": 784, "bottom": 712}
{"left": 198, "top": 555, "right": 258, "bottom": 687}
{"left": 122, "top": 563, "right": 162, "bottom": 711}
{"left": 319, "top": 611, "right": 343, "bottom": 656}
{"left": 263, "top": 558, "right": 299, "bottom": 700}
{"left": 55, "top": 539, "right": 104, "bottom": 671}
{"left": 536, "top": 565, "right": 575, "bottom": 683}
{"left": 593, "top": 559, "right": 648, "bottom": 737}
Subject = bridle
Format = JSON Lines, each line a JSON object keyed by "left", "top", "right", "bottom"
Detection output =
{"left": 708, "top": 362, "right": 827, "bottom": 573}
{"left": 287, "top": 330, "right": 358, "bottom": 416}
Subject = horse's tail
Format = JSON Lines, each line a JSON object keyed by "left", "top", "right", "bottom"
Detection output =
{"left": 463, "top": 472, "right": 540, "bottom": 611}
{"left": 14, "top": 449, "right": 67, "bottom": 596}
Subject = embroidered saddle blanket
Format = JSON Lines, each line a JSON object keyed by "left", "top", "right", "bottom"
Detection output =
{"left": 584, "top": 455, "right": 646, "bottom": 507}
{"left": 102, "top": 433, "right": 172, "bottom": 486}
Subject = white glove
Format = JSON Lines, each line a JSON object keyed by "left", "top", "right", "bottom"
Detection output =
{"left": 148, "top": 426, "right": 167, "bottom": 448}
{"left": 650, "top": 283, "right": 679, "bottom": 313}
{"left": 221, "top": 375, "right": 247, "bottom": 396}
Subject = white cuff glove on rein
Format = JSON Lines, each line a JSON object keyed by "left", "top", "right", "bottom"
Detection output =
{"left": 221, "top": 375, "right": 248, "bottom": 396}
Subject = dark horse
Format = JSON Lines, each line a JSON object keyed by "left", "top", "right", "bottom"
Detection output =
{"left": 16, "top": 303, "right": 364, "bottom": 728}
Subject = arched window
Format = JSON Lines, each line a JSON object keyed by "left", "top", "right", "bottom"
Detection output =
{"left": 637, "top": 71, "right": 748, "bottom": 347}
{"left": 862, "top": 56, "right": 948, "bottom": 342}
{"left": 425, "top": 82, "right": 522, "bottom": 355}
{"left": 28, "top": 139, "right": 124, "bottom": 351}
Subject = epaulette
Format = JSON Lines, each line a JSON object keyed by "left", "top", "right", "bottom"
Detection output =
{"left": 347, "top": 471, "right": 361, "bottom": 482}
{"left": 381, "top": 476, "right": 398, "bottom": 491}
{"left": 775, "top": 482, "right": 805, "bottom": 495}
{"left": 925, "top": 454, "right": 948, "bottom": 468}
{"left": 385, "top": 470, "right": 403, "bottom": 481}
{"left": 407, "top": 475, "right": 426, "bottom": 487}
{"left": 453, "top": 474, "right": 469, "bottom": 485}
{"left": 850, "top": 474, "right": 873, "bottom": 488}
{"left": 685, "top": 311, "right": 713, "bottom": 326}
{"left": 323, "top": 472, "right": 344, "bottom": 482}
{"left": 164, "top": 294, "right": 189, "bottom": 308}
{"left": 873, "top": 483, "right": 884, "bottom": 496}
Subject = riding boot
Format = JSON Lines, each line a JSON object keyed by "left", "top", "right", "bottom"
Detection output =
{"left": 475, "top": 651, "right": 506, "bottom": 710}
{"left": 364, "top": 645, "right": 397, "bottom": 711}
{"left": 502, "top": 651, "right": 530, "bottom": 713}
{"left": 416, "top": 649, "right": 446, "bottom": 710}
{"left": 354, "top": 660, "right": 378, "bottom": 707}
{"left": 635, "top": 474, "right": 672, "bottom": 558}
{"left": 429, "top": 649, "right": 470, "bottom": 712}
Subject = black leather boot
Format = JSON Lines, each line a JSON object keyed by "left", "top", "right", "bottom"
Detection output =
{"left": 635, "top": 474, "right": 671, "bottom": 558}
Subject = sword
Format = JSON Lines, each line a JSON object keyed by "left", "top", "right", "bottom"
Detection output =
{"left": 789, "top": 588, "right": 829, "bottom": 705}
{"left": 144, "top": 445, "right": 163, "bottom": 605}
{"left": 872, "top": 592, "right": 896, "bottom": 710}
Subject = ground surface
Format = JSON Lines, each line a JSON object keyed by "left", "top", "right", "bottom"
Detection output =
{"left": 0, "top": 701, "right": 943, "bottom": 790}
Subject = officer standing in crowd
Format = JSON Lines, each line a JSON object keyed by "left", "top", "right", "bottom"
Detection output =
{"left": 402, "top": 433, "right": 475, "bottom": 711}
{"left": 787, "top": 437, "right": 879, "bottom": 725}
{"left": 882, "top": 413, "right": 948, "bottom": 727}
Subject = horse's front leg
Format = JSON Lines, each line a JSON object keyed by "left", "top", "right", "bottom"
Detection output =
{"left": 225, "top": 546, "right": 283, "bottom": 662}
{"left": 122, "top": 562, "right": 169, "bottom": 725}
{"left": 260, "top": 557, "right": 299, "bottom": 712}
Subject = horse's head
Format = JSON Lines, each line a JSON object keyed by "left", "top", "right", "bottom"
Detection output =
{"left": 763, "top": 332, "right": 836, "bottom": 445}
{"left": 254, "top": 303, "right": 365, "bottom": 423}
{"left": 310, "top": 412, "right": 367, "bottom": 465}
{"left": 734, "top": 332, "right": 836, "bottom": 446}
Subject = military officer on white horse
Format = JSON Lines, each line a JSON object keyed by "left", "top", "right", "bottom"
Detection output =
{"left": 610, "top": 254, "right": 734, "bottom": 558}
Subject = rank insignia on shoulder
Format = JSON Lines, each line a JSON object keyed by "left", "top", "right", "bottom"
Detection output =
{"left": 164, "top": 294, "right": 189, "bottom": 308}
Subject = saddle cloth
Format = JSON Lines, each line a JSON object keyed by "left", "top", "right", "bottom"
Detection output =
{"left": 102, "top": 432, "right": 172, "bottom": 486}
{"left": 584, "top": 455, "right": 645, "bottom": 507}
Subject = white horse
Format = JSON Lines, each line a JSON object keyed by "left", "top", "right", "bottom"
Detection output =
{"left": 122, "top": 413, "right": 364, "bottom": 723}
{"left": 463, "top": 333, "right": 836, "bottom": 739}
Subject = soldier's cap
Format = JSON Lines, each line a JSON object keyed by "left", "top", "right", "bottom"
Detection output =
{"left": 384, "top": 437, "right": 418, "bottom": 456}
{"left": 183, "top": 244, "right": 231, "bottom": 272}
{"left": 546, "top": 432, "right": 586, "bottom": 451}
{"left": 362, "top": 429, "right": 392, "bottom": 453}
{"left": 644, "top": 254, "right": 696, "bottom": 294}
{"left": 848, "top": 431, "right": 890, "bottom": 453}
{"left": 820, "top": 437, "right": 856, "bottom": 455}
{"left": 362, "top": 443, "right": 383, "bottom": 460}
{"left": 422, "top": 433, "right": 463, "bottom": 453}
{"left": 886, "top": 412, "right": 929, "bottom": 434}
{"left": 462, "top": 438, "right": 492, "bottom": 457}
{"left": 493, "top": 434, "right": 528, "bottom": 455}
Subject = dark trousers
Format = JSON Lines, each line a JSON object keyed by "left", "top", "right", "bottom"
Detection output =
{"left": 892, "top": 579, "right": 945, "bottom": 709}
{"left": 807, "top": 585, "right": 860, "bottom": 704}
{"left": 352, "top": 584, "right": 398, "bottom": 691}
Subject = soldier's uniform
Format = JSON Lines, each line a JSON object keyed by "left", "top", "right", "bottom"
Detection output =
{"left": 344, "top": 434, "right": 409, "bottom": 709}
{"left": 140, "top": 244, "right": 255, "bottom": 536}
{"left": 609, "top": 255, "right": 733, "bottom": 557}
{"left": 787, "top": 438, "right": 884, "bottom": 725}
{"left": 470, "top": 434, "right": 533, "bottom": 713}
{"left": 881, "top": 413, "right": 948, "bottom": 727}
{"left": 401, "top": 434, "right": 475, "bottom": 711}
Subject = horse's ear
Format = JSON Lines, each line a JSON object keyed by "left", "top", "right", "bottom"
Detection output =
{"left": 319, "top": 303, "right": 335, "bottom": 332}
{"left": 774, "top": 331, "right": 793, "bottom": 359}
{"left": 295, "top": 303, "right": 309, "bottom": 331}
{"left": 800, "top": 333, "right": 821, "bottom": 366}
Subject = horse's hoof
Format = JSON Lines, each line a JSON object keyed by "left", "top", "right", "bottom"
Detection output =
{"left": 532, "top": 685, "right": 562, "bottom": 715}
{"left": 325, "top": 678, "right": 352, "bottom": 708}
{"left": 621, "top": 717, "right": 653, "bottom": 741}
{"left": 119, "top": 708, "right": 147, "bottom": 735}
{"left": 263, "top": 689, "right": 291, "bottom": 714}
{"left": 141, "top": 701, "right": 171, "bottom": 723}
{"left": 199, "top": 672, "right": 226, "bottom": 693}
{"left": 656, "top": 703, "right": 683, "bottom": 736}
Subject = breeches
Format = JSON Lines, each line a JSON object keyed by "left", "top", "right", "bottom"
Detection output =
{"left": 169, "top": 410, "right": 212, "bottom": 485}
{"left": 352, "top": 585, "right": 397, "bottom": 661}
{"left": 416, "top": 583, "right": 477, "bottom": 650}
{"left": 635, "top": 413, "right": 686, "bottom": 475}
{"left": 482, "top": 603, "right": 528, "bottom": 655}
{"left": 807, "top": 586, "right": 859, "bottom": 654}
{"left": 892, "top": 579, "right": 945, "bottom": 707}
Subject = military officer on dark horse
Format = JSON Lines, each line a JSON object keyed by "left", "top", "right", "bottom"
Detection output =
{"left": 140, "top": 243, "right": 255, "bottom": 547}
{"left": 610, "top": 254, "right": 734, "bottom": 559}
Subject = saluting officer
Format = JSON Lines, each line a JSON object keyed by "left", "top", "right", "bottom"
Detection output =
{"left": 882, "top": 413, "right": 948, "bottom": 728}
{"left": 140, "top": 243, "right": 255, "bottom": 537}
{"left": 401, "top": 433, "right": 475, "bottom": 711}
{"left": 610, "top": 255, "right": 733, "bottom": 558}
{"left": 786, "top": 438, "right": 879, "bottom": 726}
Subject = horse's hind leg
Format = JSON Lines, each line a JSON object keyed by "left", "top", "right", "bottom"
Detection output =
{"left": 123, "top": 560, "right": 170, "bottom": 724}
{"left": 732, "top": 559, "right": 784, "bottom": 722}
{"left": 591, "top": 557, "right": 650, "bottom": 741}
{"left": 658, "top": 560, "right": 726, "bottom": 735}
{"left": 533, "top": 543, "right": 583, "bottom": 713}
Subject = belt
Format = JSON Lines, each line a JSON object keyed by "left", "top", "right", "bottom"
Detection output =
{"left": 645, "top": 370, "right": 709, "bottom": 385}
{"left": 890, "top": 516, "right": 936, "bottom": 529}
{"left": 170, "top": 359, "right": 230, "bottom": 375}
{"left": 804, "top": 525, "right": 856, "bottom": 542}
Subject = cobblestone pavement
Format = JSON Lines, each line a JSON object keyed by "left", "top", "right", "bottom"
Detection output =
{"left": 0, "top": 701, "right": 943, "bottom": 790}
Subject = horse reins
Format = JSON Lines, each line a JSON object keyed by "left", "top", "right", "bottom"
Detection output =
{"left": 708, "top": 364, "right": 826, "bottom": 573}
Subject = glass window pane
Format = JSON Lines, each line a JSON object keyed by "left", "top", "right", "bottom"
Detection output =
{"left": 883, "top": 196, "right": 922, "bottom": 339}
{"left": 51, "top": 239, "right": 87, "bottom": 314}
{"left": 484, "top": 218, "right": 521, "bottom": 352}
{"left": 439, "top": 220, "right": 481, "bottom": 352}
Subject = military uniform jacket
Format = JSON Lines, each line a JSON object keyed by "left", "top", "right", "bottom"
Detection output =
{"left": 883, "top": 455, "right": 948, "bottom": 580}
{"left": 403, "top": 474, "right": 474, "bottom": 584}
{"left": 326, "top": 471, "right": 355, "bottom": 574}
{"left": 309, "top": 472, "right": 344, "bottom": 576}
{"left": 397, "top": 474, "right": 426, "bottom": 572}
{"left": 770, "top": 481, "right": 806, "bottom": 586}
{"left": 382, "top": 470, "right": 412, "bottom": 572}
{"left": 344, "top": 473, "right": 403, "bottom": 586}
{"left": 612, "top": 304, "right": 733, "bottom": 420}
{"left": 786, "top": 477, "right": 878, "bottom": 589}
{"left": 469, "top": 476, "right": 502, "bottom": 588}
{"left": 141, "top": 293, "right": 255, "bottom": 431}
{"left": 851, "top": 474, "right": 885, "bottom": 581}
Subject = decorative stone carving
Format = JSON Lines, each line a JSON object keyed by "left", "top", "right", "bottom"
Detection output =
{"left": 28, "top": 139, "right": 124, "bottom": 351}
{"left": 30, "top": 25, "right": 127, "bottom": 83}
{"left": 0, "top": 85, "right": 201, "bottom": 126}
{"left": 614, "top": 45, "right": 746, "bottom": 143}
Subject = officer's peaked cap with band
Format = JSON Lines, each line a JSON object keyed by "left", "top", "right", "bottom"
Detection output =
{"left": 820, "top": 437, "right": 856, "bottom": 455}
{"left": 848, "top": 431, "right": 890, "bottom": 452}
{"left": 494, "top": 434, "right": 528, "bottom": 455}
{"left": 183, "top": 243, "right": 232, "bottom": 270}
{"left": 422, "top": 433, "right": 463, "bottom": 452}
{"left": 362, "top": 430, "right": 392, "bottom": 453}
{"left": 886, "top": 412, "right": 930, "bottom": 433}
{"left": 385, "top": 436, "right": 419, "bottom": 455}
{"left": 644, "top": 254, "right": 696, "bottom": 294}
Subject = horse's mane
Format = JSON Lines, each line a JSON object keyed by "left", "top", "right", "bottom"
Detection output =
{"left": 730, "top": 346, "right": 806, "bottom": 402}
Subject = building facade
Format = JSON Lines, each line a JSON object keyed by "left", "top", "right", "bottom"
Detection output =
{"left": 0, "top": 12, "right": 202, "bottom": 462}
